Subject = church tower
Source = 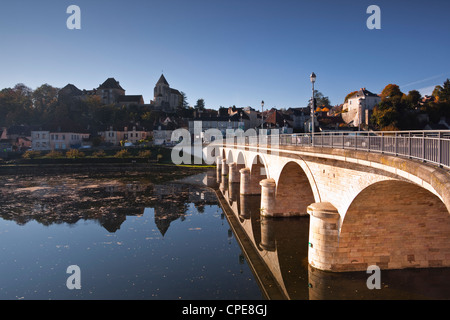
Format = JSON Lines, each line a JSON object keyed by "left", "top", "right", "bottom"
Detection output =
{"left": 152, "top": 74, "right": 182, "bottom": 113}
{"left": 154, "top": 74, "right": 170, "bottom": 107}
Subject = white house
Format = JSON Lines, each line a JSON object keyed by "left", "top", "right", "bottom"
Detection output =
{"left": 31, "top": 131, "right": 50, "bottom": 151}
{"left": 342, "top": 88, "right": 381, "bottom": 128}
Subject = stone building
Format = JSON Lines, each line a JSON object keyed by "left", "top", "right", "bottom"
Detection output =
{"left": 151, "top": 74, "right": 182, "bottom": 113}
{"left": 342, "top": 88, "right": 381, "bottom": 128}
{"left": 97, "top": 78, "right": 126, "bottom": 105}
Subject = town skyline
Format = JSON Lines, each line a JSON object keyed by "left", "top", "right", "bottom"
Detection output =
{"left": 1, "top": 0, "right": 449, "bottom": 110}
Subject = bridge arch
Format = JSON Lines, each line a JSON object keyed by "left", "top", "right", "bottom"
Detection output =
{"left": 337, "top": 180, "right": 450, "bottom": 271}
{"left": 226, "top": 149, "right": 234, "bottom": 165}
{"left": 249, "top": 154, "right": 268, "bottom": 195}
{"left": 275, "top": 161, "right": 315, "bottom": 216}
{"left": 236, "top": 151, "right": 246, "bottom": 173}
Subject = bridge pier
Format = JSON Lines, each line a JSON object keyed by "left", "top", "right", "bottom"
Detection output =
{"left": 221, "top": 158, "right": 229, "bottom": 176}
{"left": 229, "top": 162, "right": 240, "bottom": 183}
{"left": 307, "top": 202, "right": 340, "bottom": 271}
{"left": 260, "top": 178, "right": 277, "bottom": 217}
{"left": 239, "top": 168, "right": 251, "bottom": 195}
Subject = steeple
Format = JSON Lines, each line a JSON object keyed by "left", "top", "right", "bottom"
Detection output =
{"left": 156, "top": 74, "right": 169, "bottom": 86}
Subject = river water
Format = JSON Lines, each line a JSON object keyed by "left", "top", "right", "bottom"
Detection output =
{"left": 0, "top": 166, "right": 449, "bottom": 300}
{"left": 0, "top": 167, "right": 262, "bottom": 300}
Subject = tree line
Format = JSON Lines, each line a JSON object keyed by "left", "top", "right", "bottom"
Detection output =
{"left": 370, "top": 79, "right": 450, "bottom": 131}
{"left": 0, "top": 83, "right": 209, "bottom": 130}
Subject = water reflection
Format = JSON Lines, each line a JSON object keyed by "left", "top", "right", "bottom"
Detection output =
{"left": 216, "top": 172, "right": 450, "bottom": 300}
{"left": 0, "top": 173, "right": 217, "bottom": 234}
{"left": 0, "top": 168, "right": 263, "bottom": 300}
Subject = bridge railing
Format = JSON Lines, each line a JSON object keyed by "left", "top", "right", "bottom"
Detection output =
{"left": 277, "top": 130, "right": 450, "bottom": 169}
{"left": 223, "top": 130, "right": 450, "bottom": 169}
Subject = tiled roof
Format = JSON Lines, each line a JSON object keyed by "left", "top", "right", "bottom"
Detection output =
{"left": 98, "top": 78, "right": 125, "bottom": 91}
{"left": 349, "top": 88, "right": 379, "bottom": 100}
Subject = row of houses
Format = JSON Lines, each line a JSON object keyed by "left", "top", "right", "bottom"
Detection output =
{"left": 0, "top": 122, "right": 177, "bottom": 154}
{"left": 0, "top": 105, "right": 341, "bottom": 154}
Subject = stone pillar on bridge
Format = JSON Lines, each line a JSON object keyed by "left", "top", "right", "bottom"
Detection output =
{"left": 221, "top": 158, "right": 229, "bottom": 176}
{"left": 307, "top": 202, "right": 340, "bottom": 271}
{"left": 239, "top": 168, "right": 251, "bottom": 195}
{"left": 260, "top": 178, "right": 276, "bottom": 217}
{"left": 229, "top": 162, "right": 240, "bottom": 183}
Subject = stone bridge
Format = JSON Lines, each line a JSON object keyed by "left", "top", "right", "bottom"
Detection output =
{"left": 209, "top": 138, "right": 450, "bottom": 272}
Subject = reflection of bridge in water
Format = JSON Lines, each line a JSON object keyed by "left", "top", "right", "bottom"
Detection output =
{"left": 204, "top": 170, "right": 450, "bottom": 300}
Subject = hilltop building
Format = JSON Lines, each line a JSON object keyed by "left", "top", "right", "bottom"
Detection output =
{"left": 342, "top": 88, "right": 381, "bottom": 128}
{"left": 151, "top": 74, "right": 182, "bottom": 113}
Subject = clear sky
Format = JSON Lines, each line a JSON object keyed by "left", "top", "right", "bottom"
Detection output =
{"left": 0, "top": 0, "right": 449, "bottom": 110}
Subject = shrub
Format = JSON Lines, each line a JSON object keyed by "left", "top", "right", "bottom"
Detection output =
{"left": 114, "top": 149, "right": 130, "bottom": 158}
{"left": 45, "top": 150, "right": 64, "bottom": 159}
{"left": 66, "top": 149, "right": 85, "bottom": 159}
{"left": 138, "top": 150, "right": 152, "bottom": 158}
{"left": 22, "top": 150, "right": 41, "bottom": 159}
{"left": 92, "top": 150, "right": 107, "bottom": 158}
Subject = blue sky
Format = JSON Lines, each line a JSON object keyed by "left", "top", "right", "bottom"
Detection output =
{"left": 0, "top": 0, "right": 449, "bottom": 110}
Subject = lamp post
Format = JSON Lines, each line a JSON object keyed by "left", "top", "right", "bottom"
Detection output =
{"left": 310, "top": 72, "right": 316, "bottom": 145}
{"left": 261, "top": 100, "right": 265, "bottom": 130}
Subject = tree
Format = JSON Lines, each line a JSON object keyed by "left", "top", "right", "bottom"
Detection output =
{"left": 371, "top": 84, "right": 404, "bottom": 130}
{"left": 308, "top": 90, "right": 330, "bottom": 108}
{"left": 179, "top": 91, "right": 189, "bottom": 109}
{"left": 194, "top": 98, "right": 205, "bottom": 111}
{"left": 433, "top": 79, "right": 450, "bottom": 102}
{"left": 0, "top": 84, "right": 34, "bottom": 126}
{"left": 380, "top": 84, "right": 403, "bottom": 101}
{"left": 402, "top": 90, "right": 422, "bottom": 110}
{"left": 426, "top": 79, "right": 450, "bottom": 122}
{"left": 32, "top": 84, "right": 59, "bottom": 113}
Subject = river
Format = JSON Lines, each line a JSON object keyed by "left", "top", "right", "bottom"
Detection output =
{"left": 0, "top": 165, "right": 449, "bottom": 300}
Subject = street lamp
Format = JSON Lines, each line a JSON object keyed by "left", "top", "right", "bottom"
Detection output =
{"left": 261, "top": 100, "right": 265, "bottom": 129}
{"left": 310, "top": 72, "right": 316, "bottom": 144}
